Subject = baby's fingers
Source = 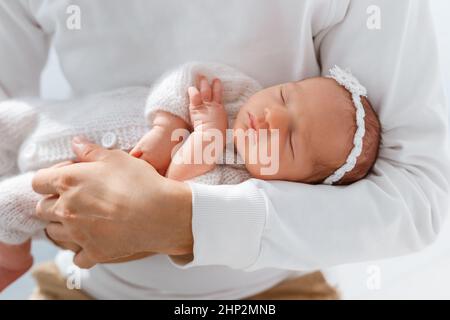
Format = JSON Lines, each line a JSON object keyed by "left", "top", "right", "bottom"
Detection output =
{"left": 196, "top": 75, "right": 212, "bottom": 102}
{"left": 188, "top": 86, "right": 203, "bottom": 108}
{"left": 212, "top": 79, "right": 223, "bottom": 104}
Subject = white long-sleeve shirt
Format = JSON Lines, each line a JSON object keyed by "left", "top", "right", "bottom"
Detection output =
{"left": 1, "top": 0, "right": 448, "bottom": 299}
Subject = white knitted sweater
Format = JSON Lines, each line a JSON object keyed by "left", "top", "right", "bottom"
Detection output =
{"left": 0, "top": 87, "right": 150, "bottom": 244}
{"left": 145, "top": 62, "right": 262, "bottom": 185}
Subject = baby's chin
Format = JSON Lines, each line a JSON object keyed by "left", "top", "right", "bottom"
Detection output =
{"left": 234, "top": 142, "right": 304, "bottom": 181}
{"left": 245, "top": 164, "right": 267, "bottom": 179}
{"left": 234, "top": 144, "right": 282, "bottom": 180}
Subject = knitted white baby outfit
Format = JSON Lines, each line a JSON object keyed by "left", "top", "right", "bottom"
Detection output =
{"left": 0, "top": 172, "right": 45, "bottom": 244}
{"left": 18, "top": 87, "right": 150, "bottom": 172}
{"left": 0, "top": 87, "right": 150, "bottom": 244}
{"left": 0, "top": 100, "right": 38, "bottom": 177}
{"left": 145, "top": 62, "right": 262, "bottom": 185}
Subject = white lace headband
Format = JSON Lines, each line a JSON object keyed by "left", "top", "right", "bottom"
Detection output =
{"left": 323, "top": 66, "right": 367, "bottom": 185}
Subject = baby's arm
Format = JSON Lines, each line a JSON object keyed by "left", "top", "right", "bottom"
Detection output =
{"left": 166, "top": 78, "right": 227, "bottom": 181}
{"left": 130, "top": 111, "right": 190, "bottom": 176}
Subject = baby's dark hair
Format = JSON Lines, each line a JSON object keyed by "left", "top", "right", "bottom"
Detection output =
{"left": 337, "top": 96, "right": 381, "bottom": 185}
{"left": 313, "top": 94, "right": 381, "bottom": 185}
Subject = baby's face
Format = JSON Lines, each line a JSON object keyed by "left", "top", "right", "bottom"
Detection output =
{"left": 233, "top": 77, "right": 354, "bottom": 182}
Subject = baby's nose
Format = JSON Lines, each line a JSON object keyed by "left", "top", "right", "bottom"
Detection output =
{"left": 249, "top": 109, "right": 268, "bottom": 130}
{"left": 264, "top": 107, "right": 288, "bottom": 130}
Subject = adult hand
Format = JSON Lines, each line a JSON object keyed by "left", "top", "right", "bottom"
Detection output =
{"left": 37, "top": 161, "right": 86, "bottom": 256}
{"left": 32, "top": 137, "right": 193, "bottom": 269}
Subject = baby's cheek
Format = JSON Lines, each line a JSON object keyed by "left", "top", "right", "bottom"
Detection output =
{"left": 244, "top": 148, "right": 280, "bottom": 178}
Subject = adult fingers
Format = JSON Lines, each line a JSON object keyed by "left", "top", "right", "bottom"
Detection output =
{"left": 32, "top": 168, "right": 66, "bottom": 195}
{"left": 45, "top": 222, "right": 74, "bottom": 243}
{"left": 72, "top": 136, "right": 110, "bottom": 163}
{"left": 45, "top": 227, "right": 82, "bottom": 253}
{"left": 51, "top": 161, "right": 75, "bottom": 169}
{"left": 34, "top": 195, "right": 62, "bottom": 222}
{"left": 55, "top": 241, "right": 82, "bottom": 254}
{"left": 32, "top": 160, "right": 79, "bottom": 195}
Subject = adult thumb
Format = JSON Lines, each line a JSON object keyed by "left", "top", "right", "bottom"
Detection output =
{"left": 72, "top": 136, "right": 109, "bottom": 163}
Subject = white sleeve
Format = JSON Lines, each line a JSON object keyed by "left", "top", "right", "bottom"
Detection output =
{"left": 172, "top": 0, "right": 450, "bottom": 271}
{"left": 0, "top": 3, "right": 148, "bottom": 175}
{"left": 0, "top": 0, "right": 49, "bottom": 177}
{"left": 0, "top": 0, "right": 49, "bottom": 101}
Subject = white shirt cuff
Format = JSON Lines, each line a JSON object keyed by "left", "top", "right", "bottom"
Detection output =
{"left": 169, "top": 180, "right": 267, "bottom": 270}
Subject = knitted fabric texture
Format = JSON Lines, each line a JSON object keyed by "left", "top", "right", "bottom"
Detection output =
{"left": 0, "top": 87, "right": 150, "bottom": 244}
{"left": 145, "top": 62, "right": 262, "bottom": 185}
{"left": 0, "top": 100, "right": 38, "bottom": 177}
{"left": 18, "top": 87, "right": 150, "bottom": 172}
{"left": 0, "top": 172, "right": 45, "bottom": 244}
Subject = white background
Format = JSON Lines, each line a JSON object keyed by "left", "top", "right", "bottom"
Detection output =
{"left": 1, "top": 0, "right": 450, "bottom": 300}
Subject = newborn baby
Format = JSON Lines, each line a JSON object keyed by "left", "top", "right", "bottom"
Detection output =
{"left": 0, "top": 62, "right": 380, "bottom": 291}
{"left": 132, "top": 62, "right": 380, "bottom": 187}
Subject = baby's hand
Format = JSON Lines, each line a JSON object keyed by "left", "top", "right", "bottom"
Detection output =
{"left": 164, "top": 77, "right": 227, "bottom": 181}
{"left": 188, "top": 76, "right": 227, "bottom": 135}
{"left": 130, "top": 111, "right": 189, "bottom": 176}
{"left": 130, "top": 130, "right": 172, "bottom": 175}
